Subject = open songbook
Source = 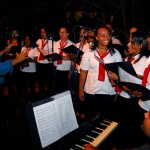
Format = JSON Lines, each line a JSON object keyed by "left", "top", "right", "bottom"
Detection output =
{"left": 105, "top": 61, "right": 137, "bottom": 77}
{"left": 118, "top": 81, "right": 150, "bottom": 100}
{"left": 117, "top": 66, "right": 150, "bottom": 101}
{"left": 59, "top": 44, "right": 84, "bottom": 60}
{"left": 94, "top": 55, "right": 137, "bottom": 77}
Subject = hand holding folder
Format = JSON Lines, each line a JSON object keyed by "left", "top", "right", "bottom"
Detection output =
{"left": 59, "top": 45, "right": 84, "bottom": 60}
{"left": 118, "top": 81, "right": 150, "bottom": 100}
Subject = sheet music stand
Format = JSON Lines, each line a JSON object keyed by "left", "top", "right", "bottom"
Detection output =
{"left": 25, "top": 90, "right": 78, "bottom": 150}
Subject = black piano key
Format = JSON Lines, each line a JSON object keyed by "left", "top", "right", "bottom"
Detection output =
{"left": 83, "top": 136, "right": 94, "bottom": 142}
{"left": 75, "top": 144, "right": 84, "bottom": 149}
{"left": 95, "top": 127, "right": 103, "bottom": 132}
{"left": 92, "top": 130, "right": 100, "bottom": 135}
{"left": 93, "top": 128, "right": 103, "bottom": 133}
{"left": 70, "top": 145, "right": 82, "bottom": 150}
{"left": 103, "top": 120, "right": 111, "bottom": 126}
{"left": 68, "top": 117, "right": 117, "bottom": 150}
{"left": 87, "top": 131, "right": 99, "bottom": 138}
{"left": 77, "top": 139, "right": 89, "bottom": 145}
{"left": 104, "top": 119, "right": 113, "bottom": 123}
{"left": 81, "top": 138, "right": 91, "bottom": 144}
{"left": 97, "top": 124, "right": 107, "bottom": 130}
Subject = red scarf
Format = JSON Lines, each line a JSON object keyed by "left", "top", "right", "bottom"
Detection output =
{"left": 57, "top": 41, "right": 68, "bottom": 64}
{"left": 26, "top": 47, "right": 31, "bottom": 52}
{"left": 142, "top": 64, "right": 150, "bottom": 87}
{"left": 38, "top": 40, "right": 48, "bottom": 61}
{"left": 97, "top": 50, "right": 110, "bottom": 81}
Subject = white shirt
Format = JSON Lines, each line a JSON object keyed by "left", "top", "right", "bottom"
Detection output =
{"left": 112, "top": 36, "right": 122, "bottom": 45}
{"left": 120, "top": 54, "right": 147, "bottom": 98}
{"left": 54, "top": 39, "right": 74, "bottom": 71}
{"left": 75, "top": 42, "right": 91, "bottom": 53}
{"left": 80, "top": 49, "right": 123, "bottom": 95}
{"left": 36, "top": 39, "right": 55, "bottom": 64}
{"left": 20, "top": 46, "right": 38, "bottom": 73}
{"left": 75, "top": 42, "right": 92, "bottom": 73}
{"left": 142, "top": 56, "right": 150, "bottom": 89}
{"left": 138, "top": 56, "right": 150, "bottom": 111}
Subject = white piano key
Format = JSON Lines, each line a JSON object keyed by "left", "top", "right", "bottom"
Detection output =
{"left": 86, "top": 135, "right": 95, "bottom": 140}
{"left": 75, "top": 144, "right": 84, "bottom": 149}
{"left": 92, "top": 130, "right": 100, "bottom": 134}
{"left": 69, "top": 119, "right": 118, "bottom": 150}
{"left": 81, "top": 138, "right": 91, "bottom": 143}
{"left": 95, "top": 127, "right": 104, "bottom": 131}
{"left": 90, "top": 121, "right": 118, "bottom": 148}
{"left": 100, "top": 123, "right": 108, "bottom": 127}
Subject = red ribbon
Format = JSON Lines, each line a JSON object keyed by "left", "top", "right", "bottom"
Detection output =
{"left": 97, "top": 50, "right": 110, "bottom": 81}
{"left": 57, "top": 41, "right": 68, "bottom": 64}
{"left": 38, "top": 40, "right": 48, "bottom": 61}
{"left": 142, "top": 64, "right": 150, "bottom": 87}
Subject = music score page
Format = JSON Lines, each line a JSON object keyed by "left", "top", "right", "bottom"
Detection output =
{"left": 33, "top": 91, "right": 79, "bottom": 148}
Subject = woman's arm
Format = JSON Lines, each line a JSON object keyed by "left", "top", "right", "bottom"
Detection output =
{"left": 79, "top": 69, "right": 88, "bottom": 101}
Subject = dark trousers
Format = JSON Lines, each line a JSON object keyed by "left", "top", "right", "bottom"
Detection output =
{"left": 115, "top": 95, "right": 146, "bottom": 128}
{"left": 7, "top": 64, "right": 22, "bottom": 98}
{"left": 55, "top": 70, "right": 69, "bottom": 93}
{"left": 36, "top": 62, "right": 54, "bottom": 94}
{"left": 69, "top": 71, "right": 86, "bottom": 114}
{"left": 21, "top": 71, "right": 37, "bottom": 99}
{"left": 84, "top": 93, "right": 116, "bottom": 118}
{"left": 114, "top": 95, "right": 147, "bottom": 148}
{"left": 0, "top": 84, "right": 5, "bottom": 102}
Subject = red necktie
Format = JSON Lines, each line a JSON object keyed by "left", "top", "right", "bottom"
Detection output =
{"left": 57, "top": 41, "right": 68, "bottom": 64}
{"left": 97, "top": 50, "right": 110, "bottom": 81}
{"left": 142, "top": 64, "right": 150, "bottom": 87}
{"left": 38, "top": 40, "right": 48, "bottom": 61}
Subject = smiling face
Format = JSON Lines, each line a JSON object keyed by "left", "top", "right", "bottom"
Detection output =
{"left": 127, "top": 39, "right": 141, "bottom": 56}
{"left": 96, "top": 27, "right": 111, "bottom": 47}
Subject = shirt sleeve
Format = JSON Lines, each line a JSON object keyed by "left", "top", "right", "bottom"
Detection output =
{"left": 80, "top": 51, "right": 90, "bottom": 70}
{"left": 0, "top": 60, "right": 13, "bottom": 76}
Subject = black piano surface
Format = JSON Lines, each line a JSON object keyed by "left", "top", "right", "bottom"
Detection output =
{"left": 48, "top": 112, "right": 119, "bottom": 150}
{"left": 48, "top": 112, "right": 149, "bottom": 150}
{"left": 0, "top": 96, "right": 149, "bottom": 150}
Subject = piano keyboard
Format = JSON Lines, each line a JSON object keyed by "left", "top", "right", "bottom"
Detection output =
{"left": 70, "top": 119, "right": 118, "bottom": 150}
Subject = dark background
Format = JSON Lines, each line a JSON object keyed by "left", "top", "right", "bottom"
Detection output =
{"left": 0, "top": 0, "right": 149, "bottom": 45}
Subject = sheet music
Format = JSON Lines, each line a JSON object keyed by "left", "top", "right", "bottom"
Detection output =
{"left": 33, "top": 91, "right": 79, "bottom": 148}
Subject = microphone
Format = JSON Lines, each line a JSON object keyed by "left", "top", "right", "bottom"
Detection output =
{"left": 47, "top": 34, "right": 55, "bottom": 40}
{"left": 76, "top": 25, "right": 96, "bottom": 32}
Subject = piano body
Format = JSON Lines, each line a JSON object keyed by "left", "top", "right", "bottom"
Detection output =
{"left": 49, "top": 113, "right": 118, "bottom": 150}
